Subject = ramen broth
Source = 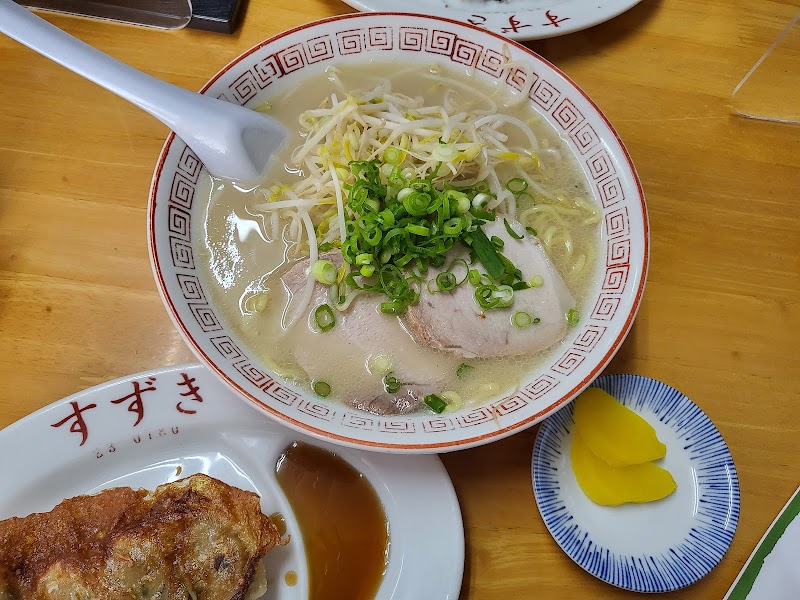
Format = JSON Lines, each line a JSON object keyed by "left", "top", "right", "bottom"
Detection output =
{"left": 196, "top": 61, "right": 599, "bottom": 410}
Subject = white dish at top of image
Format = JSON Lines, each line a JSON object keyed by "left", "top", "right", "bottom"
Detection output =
{"left": 532, "top": 373, "right": 740, "bottom": 593}
{"left": 0, "top": 364, "right": 464, "bottom": 600}
{"left": 339, "top": 1, "right": 646, "bottom": 41}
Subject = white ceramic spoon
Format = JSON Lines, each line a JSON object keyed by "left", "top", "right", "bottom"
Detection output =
{"left": 0, "top": 0, "right": 287, "bottom": 185}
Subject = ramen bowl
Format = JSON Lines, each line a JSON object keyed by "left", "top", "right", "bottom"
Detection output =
{"left": 148, "top": 12, "right": 648, "bottom": 453}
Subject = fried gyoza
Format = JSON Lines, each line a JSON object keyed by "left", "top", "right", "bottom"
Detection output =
{"left": 0, "top": 474, "right": 282, "bottom": 600}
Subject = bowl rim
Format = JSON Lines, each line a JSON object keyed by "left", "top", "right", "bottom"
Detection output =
{"left": 148, "top": 11, "right": 649, "bottom": 452}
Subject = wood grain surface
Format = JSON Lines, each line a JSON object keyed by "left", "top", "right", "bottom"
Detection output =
{"left": 1, "top": 1, "right": 799, "bottom": 598}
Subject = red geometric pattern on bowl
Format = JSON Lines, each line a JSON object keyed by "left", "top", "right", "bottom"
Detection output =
{"left": 305, "top": 35, "right": 336, "bottom": 63}
{"left": 570, "top": 121, "right": 600, "bottom": 155}
{"left": 457, "top": 407, "right": 496, "bottom": 428}
{"left": 170, "top": 172, "right": 195, "bottom": 210}
{"left": 590, "top": 295, "right": 623, "bottom": 321}
{"left": 253, "top": 55, "right": 281, "bottom": 89}
{"left": 491, "top": 395, "right": 529, "bottom": 416}
{"left": 176, "top": 274, "right": 205, "bottom": 301}
{"left": 261, "top": 381, "right": 300, "bottom": 407}
{"left": 605, "top": 207, "right": 630, "bottom": 238}
{"left": 149, "top": 13, "right": 647, "bottom": 452}
{"left": 298, "top": 399, "right": 336, "bottom": 421}
{"left": 341, "top": 412, "right": 376, "bottom": 431}
{"left": 505, "top": 65, "right": 533, "bottom": 92}
{"left": 233, "top": 360, "right": 269, "bottom": 386}
{"left": 452, "top": 38, "right": 484, "bottom": 68}
{"left": 597, "top": 176, "right": 624, "bottom": 208}
{"left": 607, "top": 238, "right": 631, "bottom": 266}
{"left": 551, "top": 349, "right": 587, "bottom": 376}
{"left": 380, "top": 420, "right": 416, "bottom": 433}
{"left": 603, "top": 265, "right": 629, "bottom": 292}
{"left": 519, "top": 374, "right": 560, "bottom": 401}
{"left": 530, "top": 78, "right": 561, "bottom": 111}
{"left": 552, "top": 98, "right": 585, "bottom": 132}
{"left": 422, "top": 417, "right": 456, "bottom": 433}
{"left": 477, "top": 47, "right": 504, "bottom": 78}
{"left": 586, "top": 148, "right": 616, "bottom": 181}
{"left": 571, "top": 325, "right": 607, "bottom": 352}
{"left": 367, "top": 26, "right": 393, "bottom": 50}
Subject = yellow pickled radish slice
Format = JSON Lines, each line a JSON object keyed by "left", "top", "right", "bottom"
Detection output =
{"left": 570, "top": 433, "right": 677, "bottom": 506}
{"left": 573, "top": 387, "right": 666, "bottom": 467}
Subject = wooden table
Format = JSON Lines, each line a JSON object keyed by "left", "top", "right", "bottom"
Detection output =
{"left": 1, "top": 0, "right": 798, "bottom": 597}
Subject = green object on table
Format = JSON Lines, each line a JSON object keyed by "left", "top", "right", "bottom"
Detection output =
{"left": 724, "top": 486, "right": 800, "bottom": 599}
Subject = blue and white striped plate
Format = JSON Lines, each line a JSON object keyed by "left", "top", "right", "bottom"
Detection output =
{"left": 532, "top": 374, "right": 740, "bottom": 593}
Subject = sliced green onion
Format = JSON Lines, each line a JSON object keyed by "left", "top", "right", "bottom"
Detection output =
{"left": 383, "top": 372, "right": 402, "bottom": 393}
{"left": 384, "top": 147, "right": 404, "bottom": 165}
{"left": 397, "top": 187, "right": 414, "bottom": 201}
{"left": 406, "top": 223, "right": 431, "bottom": 236}
{"left": 511, "top": 282, "right": 530, "bottom": 291}
{"left": 473, "top": 180, "right": 490, "bottom": 193}
{"left": 380, "top": 300, "right": 406, "bottom": 315}
{"left": 513, "top": 311, "right": 533, "bottom": 328}
{"left": 471, "top": 208, "right": 496, "bottom": 221}
{"left": 251, "top": 293, "right": 269, "bottom": 313}
{"left": 506, "top": 178, "right": 529, "bottom": 194}
{"left": 441, "top": 390, "right": 463, "bottom": 412}
{"left": 340, "top": 159, "right": 532, "bottom": 318}
{"left": 470, "top": 226, "right": 506, "bottom": 280}
{"left": 533, "top": 317, "right": 542, "bottom": 324}
{"left": 313, "top": 304, "right": 336, "bottom": 332}
{"left": 370, "top": 353, "right": 393, "bottom": 374}
{"left": 356, "top": 253, "right": 373, "bottom": 266}
{"left": 456, "top": 363, "right": 473, "bottom": 378}
{"left": 443, "top": 217, "right": 464, "bottom": 235}
{"left": 504, "top": 218, "right": 524, "bottom": 240}
{"left": 435, "top": 271, "right": 457, "bottom": 292}
{"left": 424, "top": 394, "right": 447, "bottom": 414}
{"left": 447, "top": 258, "right": 469, "bottom": 286}
{"left": 312, "top": 380, "right": 332, "bottom": 397}
{"left": 492, "top": 285, "right": 514, "bottom": 308}
{"left": 363, "top": 227, "right": 382, "bottom": 246}
{"left": 526, "top": 226, "right": 538, "bottom": 236}
{"left": 472, "top": 193, "right": 492, "bottom": 209}
{"left": 379, "top": 209, "right": 395, "bottom": 228}
{"left": 430, "top": 255, "right": 446, "bottom": 268}
{"left": 529, "top": 275, "right": 544, "bottom": 287}
{"left": 567, "top": 308, "right": 580, "bottom": 326}
{"left": 403, "top": 192, "right": 433, "bottom": 216}
{"left": 432, "top": 144, "right": 459, "bottom": 162}
{"left": 311, "top": 259, "right": 337, "bottom": 285}
{"left": 475, "top": 284, "right": 499, "bottom": 309}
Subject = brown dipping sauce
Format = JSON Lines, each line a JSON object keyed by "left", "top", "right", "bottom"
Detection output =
{"left": 275, "top": 442, "right": 389, "bottom": 600}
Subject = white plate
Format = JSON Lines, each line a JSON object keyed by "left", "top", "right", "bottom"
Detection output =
{"left": 338, "top": 3, "right": 645, "bottom": 41}
{"left": 0, "top": 364, "right": 464, "bottom": 600}
{"left": 532, "top": 374, "right": 740, "bottom": 592}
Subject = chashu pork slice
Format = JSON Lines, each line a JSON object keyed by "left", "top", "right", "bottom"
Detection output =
{"left": 279, "top": 252, "right": 454, "bottom": 415}
{"left": 0, "top": 474, "right": 283, "bottom": 600}
{"left": 403, "top": 216, "right": 576, "bottom": 358}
